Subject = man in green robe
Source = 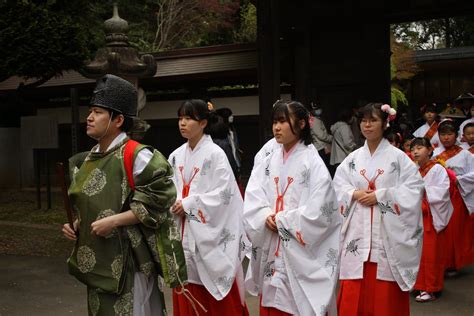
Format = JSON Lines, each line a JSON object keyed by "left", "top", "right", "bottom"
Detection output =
{"left": 62, "top": 74, "right": 186, "bottom": 316}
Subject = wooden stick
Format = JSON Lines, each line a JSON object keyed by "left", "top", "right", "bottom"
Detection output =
{"left": 56, "top": 162, "right": 75, "bottom": 232}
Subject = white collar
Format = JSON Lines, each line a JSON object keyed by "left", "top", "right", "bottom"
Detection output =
{"left": 95, "top": 132, "right": 127, "bottom": 152}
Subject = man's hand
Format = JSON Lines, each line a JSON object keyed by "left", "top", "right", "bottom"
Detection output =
{"left": 171, "top": 200, "right": 185, "bottom": 216}
{"left": 91, "top": 216, "right": 116, "bottom": 237}
{"left": 266, "top": 214, "right": 278, "bottom": 233}
{"left": 62, "top": 220, "right": 78, "bottom": 241}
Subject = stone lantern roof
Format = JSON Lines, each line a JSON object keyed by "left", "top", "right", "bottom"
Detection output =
{"left": 82, "top": 3, "right": 157, "bottom": 79}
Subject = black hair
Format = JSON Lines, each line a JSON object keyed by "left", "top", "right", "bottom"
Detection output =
{"left": 272, "top": 100, "right": 312, "bottom": 145}
{"left": 421, "top": 103, "right": 438, "bottom": 114}
{"left": 110, "top": 110, "right": 134, "bottom": 132}
{"left": 208, "top": 115, "right": 229, "bottom": 139}
{"left": 215, "top": 108, "right": 233, "bottom": 123}
{"left": 438, "top": 120, "right": 458, "bottom": 136}
{"left": 386, "top": 132, "right": 402, "bottom": 145}
{"left": 410, "top": 137, "right": 434, "bottom": 157}
{"left": 338, "top": 109, "right": 353, "bottom": 123}
{"left": 177, "top": 99, "right": 219, "bottom": 135}
{"left": 357, "top": 102, "right": 391, "bottom": 137}
{"left": 463, "top": 122, "right": 474, "bottom": 133}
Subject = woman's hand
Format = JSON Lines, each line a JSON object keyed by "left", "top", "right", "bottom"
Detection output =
{"left": 357, "top": 191, "right": 378, "bottom": 207}
{"left": 171, "top": 200, "right": 185, "bottom": 216}
{"left": 91, "top": 216, "right": 116, "bottom": 237}
{"left": 266, "top": 214, "right": 278, "bottom": 233}
{"left": 62, "top": 220, "right": 78, "bottom": 241}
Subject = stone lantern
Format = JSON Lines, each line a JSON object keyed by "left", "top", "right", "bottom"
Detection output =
{"left": 82, "top": 3, "right": 156, "bottom": 140}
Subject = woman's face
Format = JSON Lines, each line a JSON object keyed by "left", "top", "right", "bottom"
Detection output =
{"left": 439, "top": 131, "right": 457, "bottom": 148}
{"left": 272, "top": 114, "right": 300, "bottom": 146}
{"left": 411, "top": 144, "right": 432, "bottom": 165}
{"left": 402, "top": 140, "right": 412, "bottom": 152}
{"left": 360, "top": 113, "right": 384, "bottom": 142}
{"left": 178, "top": 115, "right": 206, "bottom": 141}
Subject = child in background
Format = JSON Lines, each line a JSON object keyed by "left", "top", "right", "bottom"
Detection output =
{"left": 410, "top": 137, "right": 453, "bottom": 302}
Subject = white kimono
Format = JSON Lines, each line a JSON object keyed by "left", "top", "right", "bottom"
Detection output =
{"left": 436, "top": 149, "right": 474, "bottom": 215}
{"left": 333, "top": 139, "right": 424, "bottom": 291}
{"left": 244, "top": 142, "right": 341, "bottom": 316}
{"left": 458, "top": 117, "right": 474, "bottom": 148}
{"left": 413, "top": 122, "right": 442, "bottom": 149}
{"left": 168, "top": 134, "right": 250, "bottom": 301}
{"left": 253, "top": 138, "right": 279, "bottom": 168}
{"left": 423, "top": 163, "right": 454, "bottom": 232}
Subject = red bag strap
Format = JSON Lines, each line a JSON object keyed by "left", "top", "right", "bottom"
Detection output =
{"left": 124, "top": 139, "right": 140, "bottom": 191}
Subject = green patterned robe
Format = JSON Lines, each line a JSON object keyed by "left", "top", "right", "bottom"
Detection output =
{"left": 67, "top": 137, "right": 186, "bottom": 316}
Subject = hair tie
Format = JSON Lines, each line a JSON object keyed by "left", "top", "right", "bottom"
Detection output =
{"left": 207, "top": 102, "right": 214, "bottom": 111}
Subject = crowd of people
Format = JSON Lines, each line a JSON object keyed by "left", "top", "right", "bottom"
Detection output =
{"left": 62, "top": 74, "right": 473, "bottom": 316}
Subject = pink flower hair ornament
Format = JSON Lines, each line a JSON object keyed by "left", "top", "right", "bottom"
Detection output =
{"left": 381, "top": 104, "right": 397, "bottom": 127}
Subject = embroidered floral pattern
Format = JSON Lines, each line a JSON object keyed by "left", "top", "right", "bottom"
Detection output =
{"left": 265, "top": 163, "right": 270, "bottom": 176}
{"left": 340, "top": 202, "right": 350, "bottom": 218}
{"left": 252, "top": 246, "right": 259, "bottom": 260}
{"left": 345, "top": 238, "right": 361, "bottom": 256}
{"left": 147, "top": 234, "right": 160, "bottom": 262}
{"left": 348, "top": 159, "right": 356, "bottom": 172}
{"left": 140, "top": 262, "right": 154, "bottom": 277}
{"left": 216, "top": 275, "right": 233, "bottom": 292}
{"left": 111, "top": 255, "right": 123, "bottom": 280}
{"left": 378, "top": 200, "right": 400, "bottom": 216}
{"left": 82, "top": 168, "right": 107, "bottom": 196}
{"left": 88, "top": 289, "right": 100, "bottom": 316}
{"left": 171, "top": 156, "right": 176, "bottom": 170}
{"left": 168, "top": 224, "right": 181, "bottom": 242}
{"left": 389, "top": 161, "right": 400, "bottom": 175}
{"left": 218, "top": 228, "right": 235, "bottom": 251}
{"left": 200, "top": 159, "right": 212, "bottom": 175}
{"left": 157, "top": 275, "right": 165, "bottom": 292}
{"left": 121, "top": 177, "right": 128, "bottom": 205}
{"left": 185, "top": 208, "right": 201, "bottom": 223}
{"left": 300, "top": 167, "right": 310, "bottom": 186}
{"left": 132, "top": 203, "right": 149, "bottom": 223}
{"left": 219, "top": 188, "right": 233, "bottom": 206}
{"left": 324, "top": 248, "right": 339, "bottom": 276}
{"left": 278, "top": 227, "right": 293, "bottom": 247}
{"left": 321, "top": 201, "right": 338, "bottom": 223}
{"left": 165, "top": 254, "right": 177, "bottom": 284}
{"left": 113, "top": 291, "right": 133, "bottom": 316}
{"left": 114, "top": 146, "right": 124, "bottom": 159}
{"left": 319, "top": 304, "right": 327, "bottom": 316}
{"left": 126, "top": 226, "right": 142, "bottom": 249}
{"left": 263, "top": 260, "right": 275, "bottom": 278}
{"left": 77, "top": 246, "right": 96, "bottom": 273}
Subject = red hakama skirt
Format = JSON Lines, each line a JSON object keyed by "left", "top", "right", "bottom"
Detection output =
{"left": 172, "top": 280, "right": 248, "bottom": 316}
{"left": 413, "top": 199, "right": 445, "bottom": 292}
{"left": 443, "top": 188, "right": 474, "bottom": 270}
{"left": 337, "top": 262, "right": 409, "bottom": 316}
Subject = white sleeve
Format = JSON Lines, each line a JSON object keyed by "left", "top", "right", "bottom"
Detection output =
{"left": 133, "top": 148, "right": 153, "bottom": 180}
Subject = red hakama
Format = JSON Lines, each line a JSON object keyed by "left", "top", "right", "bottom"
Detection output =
{"left": 443, "top": 169, "right": 474, "bottom": 270}
{"left": 260, "top": 300, "right": 292, "bottom": 316}
{"left": 172, "top": 280, "right": 248, "bottom": 316}
{"left": 413, "top": 198, "right": 445, "bottom": 292}
{"left": 337, "top": 262, "right": 409, "bottom": 316}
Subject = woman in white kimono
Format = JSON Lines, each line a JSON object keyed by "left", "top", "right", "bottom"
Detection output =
{"left": 244, "top": 100, "right": 341, "bottom": 316}
{"left": 434, "top": 120, "right": 474, "bottom": 273}
{"left": 168, "top": 99, "right": 250, "bottom": 316}
{"left": 334, "top": 103, "right": 424, "bottom": 316}
{"left": 410, "top": 137, "right": 453, "bottom": 302}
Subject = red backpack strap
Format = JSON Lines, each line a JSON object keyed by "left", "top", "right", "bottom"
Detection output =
{"left": 124, "top": 139, "right": 140, "bottom": 191}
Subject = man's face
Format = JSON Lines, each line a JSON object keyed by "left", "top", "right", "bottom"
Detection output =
{"left": 86, "top": 106, "right": 113, "bottom": 140}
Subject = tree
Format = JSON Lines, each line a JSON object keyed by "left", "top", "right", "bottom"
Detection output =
{"left": 392, "top": 16, "right": 474, "bottom": 50}
{"left": 0, "top": 1, "right": 100, "bottom": 87}
{"left": 390, "top": 35, "right": 420, "bottom": 108}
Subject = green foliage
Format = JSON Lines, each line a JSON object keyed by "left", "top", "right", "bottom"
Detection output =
{"left": 0, "top": 1, "right": 100, "bottom": 83}
{"left": 233, "top": 1, "right": 256, "bottom": 43}
{"left": 392, "top": 16, "right": 474, "bottom": 49}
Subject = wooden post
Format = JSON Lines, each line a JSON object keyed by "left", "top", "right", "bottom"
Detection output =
{"left": 257, "top": 0, "right": 280, "bottom": 145}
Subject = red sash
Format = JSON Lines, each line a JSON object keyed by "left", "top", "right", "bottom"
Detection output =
{"left": 124, "top": 139, "right": 140, "bottom": 191}
{"left": 419, "top": 160, "right": 437, "bottom": 178}
{"left": 469, "top": 146, "right": 474, "bottom": 154}
{"left": 435, "top": 146, "right": 463, "bottom": 163}
{"left": 424, "top": 122, "right": 439, "bottom": 140}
